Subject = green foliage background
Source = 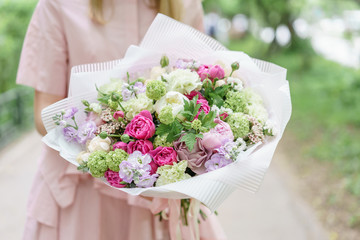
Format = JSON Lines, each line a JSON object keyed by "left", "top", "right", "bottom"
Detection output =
{"left": 0, "top": 0, "right": 37, "bottom": 93}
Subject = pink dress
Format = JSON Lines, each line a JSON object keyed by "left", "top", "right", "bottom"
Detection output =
{"left": 17, "top": 0, "right": 227, "bottom": 239}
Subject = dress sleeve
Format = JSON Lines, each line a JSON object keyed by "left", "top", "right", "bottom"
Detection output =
{"left": 181, "top": 0, "right": 205, "bottom": 32}
{"left": 16, "top": 0, "right": 68, "bottom": 97}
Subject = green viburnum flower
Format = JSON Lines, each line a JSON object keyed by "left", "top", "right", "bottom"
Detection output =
{"left": 98, "top": 78, "right": 123, "bottom": 95}
{"left": 153, "top": 134, "right": 173, "bottom": 148}
{"left": 146, "top": 80, "right": 167, "bottom": 100}
{"left": 122, "top": 93, "right": 154, "bottom": 119}
{"left": 158, "top": 105, "right": 175, "bottom": 124}
{"left": 224, "top": 91, "right": 247, "bottom": 113}
{"left": 191, "top": 119, "right": 202, "bottom": 130}
{"left": 226, "top": 112, "right": 250, "bottom": 139}
{"left": 156, "top": 160, "right": 191, "bottom": 187}
{"left": 105, "top": 149, "right": 129, "bottom": 172}
{"left": 87, "top": 151, "right": 108, "bottom": 178}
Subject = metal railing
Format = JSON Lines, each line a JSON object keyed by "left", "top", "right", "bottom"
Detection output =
{"left": 0, "top": 87, "right": 34, "bottom": 149}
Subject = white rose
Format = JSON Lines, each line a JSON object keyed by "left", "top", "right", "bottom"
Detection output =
{"left": 76, "top": 151, "right": 90, "bottom": 164}
{"left": 164, "top": 69, "right": 202, "bottom": 94}
{"left": 90, "top": 103, "right": 102, "bottom": 114}
{"left": 87, "top": 136, "right": 112, "bottom": 152}
{"left": 154, "top": 91, "right": 188, "bottom": 117}
{"left": 150, "top": 66, "right": 166, "bottom": 80}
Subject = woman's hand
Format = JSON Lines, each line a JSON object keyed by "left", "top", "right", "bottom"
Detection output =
{"left": 34, "top": 90, "right": 64, "bottom": 136}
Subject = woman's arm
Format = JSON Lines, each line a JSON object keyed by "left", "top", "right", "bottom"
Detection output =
{"left": 34, "top": 90, "right": 64, "bottom": 136}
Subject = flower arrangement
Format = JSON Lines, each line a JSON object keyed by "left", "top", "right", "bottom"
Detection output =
{"left": 53, "top": 56, "right": 277, "bottom": 189}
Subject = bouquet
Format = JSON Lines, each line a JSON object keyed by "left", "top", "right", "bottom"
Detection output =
{"left": 42, "top": 14, "right": 291, "bottom": 239}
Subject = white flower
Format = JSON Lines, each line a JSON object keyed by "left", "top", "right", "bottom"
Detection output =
{"left": 87, "top": 136, "right": 111, "bottom": 152}
{"left": 90, "top": 103, "right": 102, "bottom": 114}
{"left": 154, "top": 91, "right": 188, "bottom": 117}
{"left": 215, "top": 80, "right": 226, "bottom": 88}
{"left": 264, "top": 119, "right": 278, "bottom": 136}
{"left": 227, "top": 77, "right": 243, "bottom": 92}
{"left": 150, "top": 66, "right": 166, "bottom": 80}
{"left": 164, "top": 69, "right": 202, "bottom": 94}
{"left": 76, "top": 151, "right": 90, "bottom": 164}
{"left": 122, "top": 93, "right": 154, "bottom": 119}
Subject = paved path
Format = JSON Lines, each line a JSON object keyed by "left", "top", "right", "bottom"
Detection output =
{"left": 0, "top": 130, "right": 329, "bottom": 240}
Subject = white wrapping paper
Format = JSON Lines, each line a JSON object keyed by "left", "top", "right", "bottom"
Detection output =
{"left": 41, "top": 14, "right": 291, "bottom": 211}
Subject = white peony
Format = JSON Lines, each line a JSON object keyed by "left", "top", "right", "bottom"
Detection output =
{"left": 154, "top": 91, "right": 188, "bottom": 117}
{"left": 215, "top": 80, "right": 226, "bottom": 88}
{"left": 122, "top": 93, "right": 154, "bottom": 119}
{"left": 163, "top": 69, "right": 202, "bottom": 94}
{"left": 87, "top": 136, "right": 112, "bottom": 152}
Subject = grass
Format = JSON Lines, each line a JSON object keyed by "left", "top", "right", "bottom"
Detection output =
{"left": 228, "top": 35, "right": 360, "bottom": 196}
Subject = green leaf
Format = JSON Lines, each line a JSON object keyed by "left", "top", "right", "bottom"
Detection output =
{"left": 180, "top": 133, "right": 197, "bottom": 151}
{"left": 77, "top": 162, "right": 89, "bottom": 173}
{"left": 157, "top": 120, "right": 184, "bottom": 142}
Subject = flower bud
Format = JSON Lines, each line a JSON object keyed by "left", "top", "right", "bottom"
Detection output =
{"left": 99, "top": 131, "right": 108, "bottom": 139}
{"left": 121, "top": 134, "right": 130, "bottom": 143}
{"left": 82, "top": 100, "right": 90, "bottom": 107}
{"left": 160, "top": 55, "right": 169, "bottom": 68}
{"left": 113, "top": 111, "right": 124, "bottom": 120}
{"left": 111, "top": 92, "right": 121, "bottom": 101}
{"left": 231, "top": 62, "right": 240, "bottom": 71}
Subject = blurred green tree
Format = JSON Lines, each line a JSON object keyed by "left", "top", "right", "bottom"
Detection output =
{"left": 0, "top": 0, "right": 37, "bottom": 93}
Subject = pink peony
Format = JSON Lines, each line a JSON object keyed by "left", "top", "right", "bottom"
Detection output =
{"left": 112, "top": 141, "right": 127, "bottom": 152}
{"left": 104, "top": 170, "right": 126, "bottom": 188}
{"left": 219, "top": 112, "right": 229, "bottom": 120}
{"left": 202, "top": 118, "right": 234, "bottom": 151}
{"left": 197, "top": 65, "right": 211, "bottom": 81}
{"left": 113, "top": 111, "right": 124, "bottom": 120}
{"left": 208, "top": 65, "right": 225, "bottom": 80}
{"left": 185, "top": 91, "right": 206, "bottom": 100}
{"left": 149, "top": 146, "right": 178, "bottom": 166}
{"left": 197, "top": 64, "right": 225, "bottom": 82}
{"left": 125, "top": 110, "right": 155, "bottom": 139}
{"left": 127, "top": 140, "right": 154, "bottom": 154}
{"left": 195, "top": 99, "right": 210, "bottom": 119}
{"left": 173, "top": 137, "right": 212, "bottom": 174}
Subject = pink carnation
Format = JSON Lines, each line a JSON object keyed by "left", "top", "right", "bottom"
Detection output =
{"left": 125, "top": 110, "right": 155, "bottom": 140}
{"left": 202, "top": 118, "right": 234, "bottom": 151}
{"left": 195, "top": 99, "right": 210, "bottom": 119}
{"left": 104, "top": 170, "right": 126, "bottom": 188}
{"left": 112, "top": 142, "right": 127, "bottom": 152}
{"left": 127, "top": 140, "right": 154, "bottom": 154}
{"left": 149, "top": 146, "right": 178, "bottom": 166}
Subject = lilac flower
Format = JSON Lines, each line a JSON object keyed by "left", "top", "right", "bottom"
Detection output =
{"left": 122, "top": 82, "right": 146, "bottom": 101}
{"left": 205, "top": 153, "right": 232, "bottom": 172}
{"left": 63, "top": 107, "right": 78, "bottom": 120}
{"left": 135, "top": 172, "right": 158, "bottom": 188}
{"left": 63, "top": 127, "right": 79, "bottom": 142}
{"left": 175, "top": 59, "right": 200, "bottom": 69}
{"left": 77, "top": 121, "right": 97, "bottom": 144}
{"left": 127, "top": 151, "right": 152, "bottom": 172}
{"left": 119, "top": 161, "right": 135, "bottom": 183}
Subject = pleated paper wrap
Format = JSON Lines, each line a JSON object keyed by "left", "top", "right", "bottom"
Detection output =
{"left": 42, "top": 14, "right": 291, "bottom": 212}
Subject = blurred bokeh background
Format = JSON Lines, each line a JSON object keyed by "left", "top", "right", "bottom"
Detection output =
{"left": 0, "top": 0, "right": 359, "bottom": 239}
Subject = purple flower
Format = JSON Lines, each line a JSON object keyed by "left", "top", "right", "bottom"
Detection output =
{"left": 122, "top": 82, "right": 146, "bottom": 101}
{"left": 63, "top": 127, "right": 79, "bottom": 142}
{"left": 204, "top": 153, "right": 232, "bottom": 172}
{"left": 77, "top": 121, "right": 97, "bottom": 144}
{"left": 119, "top": 161, "right": 134, "bottom": 183}
{"left": 135, "top": 172, "right": 158, "bottom": 188}
{"left": 63, "top": 107, "right": 78, "bottom": 120}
